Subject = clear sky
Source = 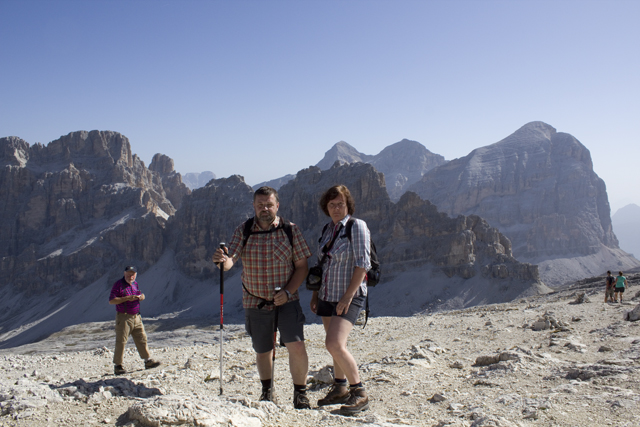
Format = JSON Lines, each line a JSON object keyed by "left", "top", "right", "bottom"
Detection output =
{"left": 1, "top": 0, "right": 638, "bottom": 212}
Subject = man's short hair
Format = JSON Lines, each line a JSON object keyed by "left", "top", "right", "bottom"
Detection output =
{"left": 253, "top": 186, "right": 279, "bottom": 203}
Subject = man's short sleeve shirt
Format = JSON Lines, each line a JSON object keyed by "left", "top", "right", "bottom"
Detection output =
{"left": 109, "top": 278, "right": 142, "bottom": 314}
{"left": 227, "top": 217, "right": 311, "bottom": 310}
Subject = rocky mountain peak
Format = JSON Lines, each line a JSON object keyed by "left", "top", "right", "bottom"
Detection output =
{"left": 315, "top": 141, "right": 373, "bottom": 170}
{"left": 407, "top": 122, "right": 637, "bottom": 284}
{"left": 0, "top": 131, "right": 187, "bottom": 300}
{"left": 1, "top": 136, "right": 31, "bottom": 167}
{"left": 149, "top": 153, "right": 175, "bottom": 175}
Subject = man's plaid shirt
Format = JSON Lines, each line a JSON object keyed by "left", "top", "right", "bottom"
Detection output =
{"left": 227, "top": 216, "right": 311, "bottom": 310}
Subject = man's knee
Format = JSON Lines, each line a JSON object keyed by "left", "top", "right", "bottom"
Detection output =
{"left": 285, "top": 340, "right": 307, "bottom": 356}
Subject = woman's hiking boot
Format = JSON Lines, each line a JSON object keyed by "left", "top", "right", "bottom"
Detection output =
{"left": 339, "top": 386, "right": 369, "bottom": 415}
{"left": 317, "top": 383, "right": 349, "bottom": 406}
{"left": 114, "top": 365, "right": 126, "bottom": 375}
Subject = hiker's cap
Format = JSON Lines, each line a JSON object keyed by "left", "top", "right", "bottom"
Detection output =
{"left": 124, "top": 266, "right": 137, "bottom": 273}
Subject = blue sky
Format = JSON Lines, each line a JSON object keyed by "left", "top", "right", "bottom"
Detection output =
{"left": 1, "top": 0, "right": 639, "bottom": 212}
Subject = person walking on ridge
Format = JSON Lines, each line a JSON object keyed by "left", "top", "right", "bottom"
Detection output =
{"left": 109, "top": 265, "right": 161, "bottom": 375}
{"left": 605, "top": 270, "right": 615, "bottom": 303}
{"left": 614, "top": 271, "right": 628, "bottom": 303}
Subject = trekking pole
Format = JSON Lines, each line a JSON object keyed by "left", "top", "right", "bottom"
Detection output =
{"left": 218, "top": 242, "right": 226, "bottom": 395}
{"left": 270, "top": 286, "right": 281, "bottom": 403}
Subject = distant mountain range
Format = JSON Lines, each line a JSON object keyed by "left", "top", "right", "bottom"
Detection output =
{"left": 612, "top": 203, "right": 640, "bottom": 259}
{"left": 1, "top": 122, "right": 638, "bottom": 348}
{"left": 253, "top": 138, "right": 445, "bottom": 201}
{"left": 182, "top": 171, "right": 216, "bottom": 189}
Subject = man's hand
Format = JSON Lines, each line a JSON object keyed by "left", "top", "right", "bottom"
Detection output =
{"left": 274, "top": 289, "right": 289, "bottom": 306}
{"left": 212, "top": 247, "right": 230, "bottom": 270}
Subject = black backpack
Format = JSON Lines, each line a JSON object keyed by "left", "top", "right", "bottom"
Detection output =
{"left": 344, "top": 219, "right": 381, "bottom": 286}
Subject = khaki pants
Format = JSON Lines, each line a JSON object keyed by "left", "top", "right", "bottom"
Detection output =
{"left": 113, "top": 312, "right": 151, "bottom": 366}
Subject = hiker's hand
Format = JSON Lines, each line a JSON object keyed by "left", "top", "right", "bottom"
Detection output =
{"left": 138, "top": 293, "right": 145, "bottom": 301}
{"left": 310, "top": 292, "right": 318, "bottom": 314}
{"left": 212, "top": 248, "right": 228, "bottom": 267}
{"left": 274, "top": 289, "right": 288, "bottom": 306}
{"left": 336, "top": 295, "right": 352, "bottom": 316}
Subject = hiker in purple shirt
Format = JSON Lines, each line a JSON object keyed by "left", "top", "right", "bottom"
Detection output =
{"left": 109, "top": 265, "right": 161, "bottom": 375}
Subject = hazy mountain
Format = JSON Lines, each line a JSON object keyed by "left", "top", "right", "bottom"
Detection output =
{"left": 612, "top": 203, "right": 640, "bottom": 259}
{"left": 255, "top": 139, "right": 446, "bottom": 201}
{"left": 252, "top": 174, "right": 296, "bottom": 192}
{"left": 182, "top": 171, "right": 216, "bottom": 189}
{"left": 315, "top": 140, "right": 374, "bottom": 169}
{"left": 408, "top": 121, "right": 640, "bottom": 285}
{"left": 368, "top": 139, "right": 446, "bottom": 201}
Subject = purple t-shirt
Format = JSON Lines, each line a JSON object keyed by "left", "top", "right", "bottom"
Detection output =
{"left": 109, "top": 277, "right": 141, "bottom": 314}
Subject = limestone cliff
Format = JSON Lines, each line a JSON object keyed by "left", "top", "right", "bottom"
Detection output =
{"left": 173, "top": 162, "right": 539, "bottom": 285}
{"left": 407, "top": 122, "right": 639, "bottom": 283}
{"left": 0, "top": 131, "right": 188, "bottom": 296}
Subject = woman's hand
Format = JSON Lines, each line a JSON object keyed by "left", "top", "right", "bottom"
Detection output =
{"left": 336, "top": 294, "right": 353, "bottom": 316}
{"left": 310, "top": 292, "right": 319, "bottom": 314}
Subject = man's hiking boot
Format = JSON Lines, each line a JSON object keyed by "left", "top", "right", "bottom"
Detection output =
{"left": 293, "top": 390, "right": 310, "bottom": 409}
{"left": 339, "top": 386, "right": 369, "bottom": 415}
{"left": 114, "top": 365, "right": 126, "bottom": 375}
{"left": 260, "top": 389, "right": 272, "bottom": 402}
{"left": 144, "top": 359, "right": 161, "bottom": 370}
{"left": 317, "top": 383, "right": 349, "bottom": 406}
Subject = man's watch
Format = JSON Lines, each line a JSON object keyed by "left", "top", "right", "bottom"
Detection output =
{"left": 284, "top": 289, "right": 292, "bottom": 300}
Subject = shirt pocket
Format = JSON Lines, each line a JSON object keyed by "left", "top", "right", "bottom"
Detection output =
{"left": 329, "top": 236, "right": 350, "bottom": 262}
{"left": 272, "top": 234, "right": 292, "bottom": 264}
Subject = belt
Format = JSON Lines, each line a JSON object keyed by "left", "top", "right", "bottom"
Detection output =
{"left": 117, "top": 312, "right": 140, "bottom": 316}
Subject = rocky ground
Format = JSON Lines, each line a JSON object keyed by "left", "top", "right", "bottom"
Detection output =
{"left": 1, "top": 274, "right": 639, "bottom": 427}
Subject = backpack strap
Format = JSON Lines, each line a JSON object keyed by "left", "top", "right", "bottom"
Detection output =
{"left": 242, "top": 217, "right": 294, "bottom": 249}
{"left": 344, "top": 218, "right": 354, "bottom": 241}
{"left": 344, "top": 218, "right": 371, "bottom": 328}
{"left": 363, "top": 294, "right": 370, "bottom": 328}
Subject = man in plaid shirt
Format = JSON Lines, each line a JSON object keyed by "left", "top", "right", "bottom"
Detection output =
{"left": 212, "top": 186, "right": 312, "bottom": 409}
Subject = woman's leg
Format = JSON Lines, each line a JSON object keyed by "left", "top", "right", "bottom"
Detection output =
{"left": 321, "top": 316, "right": 344, "bottom": 380}
{"left": 323, "top": 315, "right": 359, "bottom": 385}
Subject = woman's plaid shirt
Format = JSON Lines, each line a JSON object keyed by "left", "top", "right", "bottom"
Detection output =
{"left": 316, "top": 215, "right": 370, "bottom": 302}
{"left": 227, "top": 216, "right": 311, "bottom": 310}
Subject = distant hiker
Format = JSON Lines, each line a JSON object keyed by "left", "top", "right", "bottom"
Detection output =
{"left": 310, "top": 185, "right": 371, "bottom": 415}
{"left": 614, "top": 271, "right": 628, "bottom": 303}
{"left": 211, "top": 186, "right": 312, "bottom": 409}
{"left": 605, "top": 271, "right": 615, "bottom": 303}
{"left": 108, "top": 265, "right": 161, "bottom": 375}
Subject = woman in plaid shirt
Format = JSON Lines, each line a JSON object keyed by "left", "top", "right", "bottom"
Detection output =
{"left": 310, "top": 185, "right": 371, "bottom": 415}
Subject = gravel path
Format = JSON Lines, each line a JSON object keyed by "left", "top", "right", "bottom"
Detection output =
{"left": 1, "top": 279, "right": 639, "bottom": 427}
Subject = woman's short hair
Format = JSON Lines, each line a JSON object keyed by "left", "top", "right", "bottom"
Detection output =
{"left": 319, "top": 185, "right": 356, "bottom": 216}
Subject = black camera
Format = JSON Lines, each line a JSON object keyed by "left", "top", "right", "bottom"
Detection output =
{"left": 306, "top": 265, "right": 323, "bottom": 291}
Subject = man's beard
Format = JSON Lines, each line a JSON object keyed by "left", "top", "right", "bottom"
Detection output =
{"left": 258, "top": 211, "right": 276, "bottom": 224}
